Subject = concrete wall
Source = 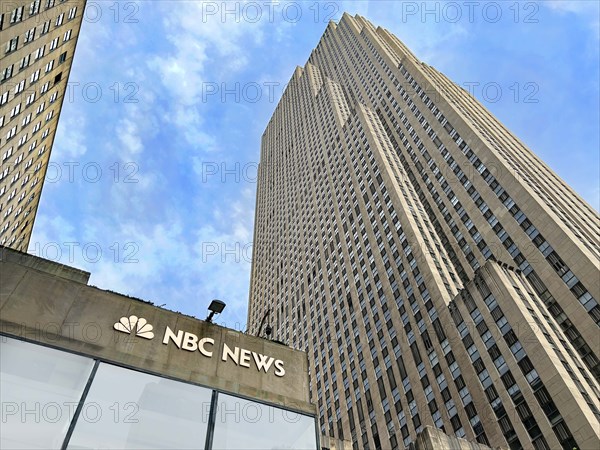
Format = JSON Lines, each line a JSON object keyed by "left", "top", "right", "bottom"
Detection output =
{"left": 0, "top": 247, "right": 314, "bottom": 416}
{"left": 0, "top": 245, "right": 90, "bottom": 283}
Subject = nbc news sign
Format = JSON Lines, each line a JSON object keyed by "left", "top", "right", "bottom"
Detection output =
{"left": 114, "top": 315, "right": 285, "bottom": 377}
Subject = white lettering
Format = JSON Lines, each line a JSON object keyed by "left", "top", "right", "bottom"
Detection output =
{"left": 159, "top": 327, "right": 285, "bottom": 377}
{"left": 252, "top": 352, "right": 275, "bottom": 373}
{"left": 182, "top": 332, "right": 198, "bottom": 351}
{"left": 162, "top": 326, "right": 183, "bottom": 348}
{"left": 222, "top": 343, "right": 240, "bottom": 364}
{"left": 274, "top": 359, "right": 285, "bottom": 377}
{"left": 239, "top": 349, "right": 252, "bottom": 367}
{"left": 198, "top": 337, "right": 214, "bottom": 357}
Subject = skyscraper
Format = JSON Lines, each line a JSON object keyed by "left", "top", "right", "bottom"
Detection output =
{"left": 0, "top": 0, "right": 86, "bottom": 251}
{"left": 248, "top": 13, "right": 599, "bottom": 450}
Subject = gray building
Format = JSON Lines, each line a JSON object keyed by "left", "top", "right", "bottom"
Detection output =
{"left": 0, "top": 246, "right": 319, "bottom": 449}
{"left": 248, "top": 13, "right": 599, "bottom": 450}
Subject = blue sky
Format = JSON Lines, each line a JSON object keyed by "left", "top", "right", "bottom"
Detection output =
{"left": 31, "top": 1, "right": 599, "bottom": 330}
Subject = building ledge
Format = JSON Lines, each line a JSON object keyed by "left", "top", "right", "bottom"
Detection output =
{"left": 0, "top": 245, "right": 90, "bottom": 284}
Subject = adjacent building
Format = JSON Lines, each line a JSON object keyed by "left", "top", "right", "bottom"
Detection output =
{"left": 248, "top": 13, "right": 600, "bottom": 450}
{"left": 0, "top": 245, "right": 319, "bottom": 449}
{"left": 0, "top": 0, "right": 86, "bottom": 251}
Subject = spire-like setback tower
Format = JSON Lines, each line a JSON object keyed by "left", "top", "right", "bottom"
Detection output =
{"left": 248, "top": 13, "right": 599, "bottom": 450}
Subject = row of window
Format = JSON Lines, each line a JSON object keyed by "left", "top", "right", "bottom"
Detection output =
{"left": 256, "top": 24, "right": 479, "bottom": 450}
{"left": 256, "top": 69, "right": 481, "bottom": 449}
{"left": 2, "top": 29, "right": 71, "bottom": 83}
{"left": 1, "top": 0, "right": 76, "bottom": 31}
{"left": 388, "top": 59, "right": 600, "bottom": 380}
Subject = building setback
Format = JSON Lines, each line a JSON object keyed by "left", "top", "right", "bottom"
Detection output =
{"left": 0, "top": 0, "right": 86, "bottom": 251}
{"left": 248, "top": 13, "right": 600, "bottom": 450}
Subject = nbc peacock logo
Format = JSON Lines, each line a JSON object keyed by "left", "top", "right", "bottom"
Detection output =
{"left": 113, "top": 315, "right": 155, "bottom": 340}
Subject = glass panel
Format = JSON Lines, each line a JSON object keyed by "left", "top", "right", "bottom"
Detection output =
{"left": 0, "top": 336, "right": 94, "bottom": 449}
{"left": 67, "top": 363, "right": 211, "bottom": 449}
{"left": 211, "top": 393, "right": 317, "bottom": 450}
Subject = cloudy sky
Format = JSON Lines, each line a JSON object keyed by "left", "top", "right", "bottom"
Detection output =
{"left": 31, "top": 0, "right": 599, "bottom": 330}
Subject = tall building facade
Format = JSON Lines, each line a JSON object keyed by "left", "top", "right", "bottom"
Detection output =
{"left": 0, "top": 0, "right": 86, "bottom": 251}
{"left": 248, "top": 14, "right": 600, "bottom": 450}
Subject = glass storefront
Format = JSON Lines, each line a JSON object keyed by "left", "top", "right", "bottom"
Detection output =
{"left": 1, "top": 337, "right": 94, "bottom": 449}
{"left": 0, "top": 336, "right": 318, "bottom": 450}
{"left": 212, "top": 394, "right": 317, "bottom": 450}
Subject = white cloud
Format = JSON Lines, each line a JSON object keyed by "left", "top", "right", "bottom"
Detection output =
{"left": 61, "top": 185, "right": 258, "bottom": 328}
{"left": 144, "top": 0, "right": 275, "bottom": 155}
{"left": 117, "top": 117, "right": 143, "bottom": 156}
{"left": 112, "top": 76, "right": 160, "bottom": 161}
{"left": 31, "top": 0, "right": 598, "bottom": 332}
{"left": 147, "top": 40, "right": 208, "bottom": 106}
{"left": 545, "top": 0, "right": 600, "bottom": 33}
{"left": 54, "top": 114, "right": 88, "bottom": 159}
{"left": 546, "top": 0, "right": 599, "bottom": 14}
{"left": 27, "top": 214, "right": 77, "bottom": 256}
{"left": 149, "top": 1, "right": 267, "bottom": 100}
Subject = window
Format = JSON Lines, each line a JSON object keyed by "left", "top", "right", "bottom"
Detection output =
{"left": 211, "top": 393, "right": 318, "bottom": 449}
{"left": 17, "top": 133, "right": 28, "bottom": 147}
{"left": 10, "top": 103, "right": 21, "bottom": 118}
{"left": 553, "top": 421, "right": 577, "bottom": 447}
{"left": 1, "top": 64, "right": 13, "bottom": 81}
{"left": 19, "top": 54, "right": 31, "bottom": 70}
{"left": 59, "top": 51, "right": 67, "bottom": 63}
{"left": 14, "top": 79, "right": 25, "bottom": 94}
{"left": 66, "top": 363, "right": 212, "bottom": 448}
{"left": 6, "top": 37, "right": 19, "bottom": 54}
{"left": 0, "top": 164, "right": 10, "bottom": 178}
{"left": 516, "top": 402, "right": 532, "bottom": 421}
{"left": 2, "top": 147, "right": 13, "bottom": 161}
{"left": 30, "top": 0, "right": 41, "bottom": 15}
{"left": 10, "top": 6, "right": 25, "bottom": 23}
{"left": 55, "top": 12, "right": 64, "bottom": 26}
{"left": 35, "top": 44, "right": 46, "bottom": 59}
{"left": 0, "top": 337, "right": 95, "bottom": 449}
{"left": 30, "top": 69, "right": 40, "bottom": 83}
{"left": 49, "top": 37, "right": 59, "bottom": 51}
{"left": 24, "top": 27, "right": 36, "bottom": 43}
{"left": 498, "top": 416, "right": 514, "bottom": 435}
